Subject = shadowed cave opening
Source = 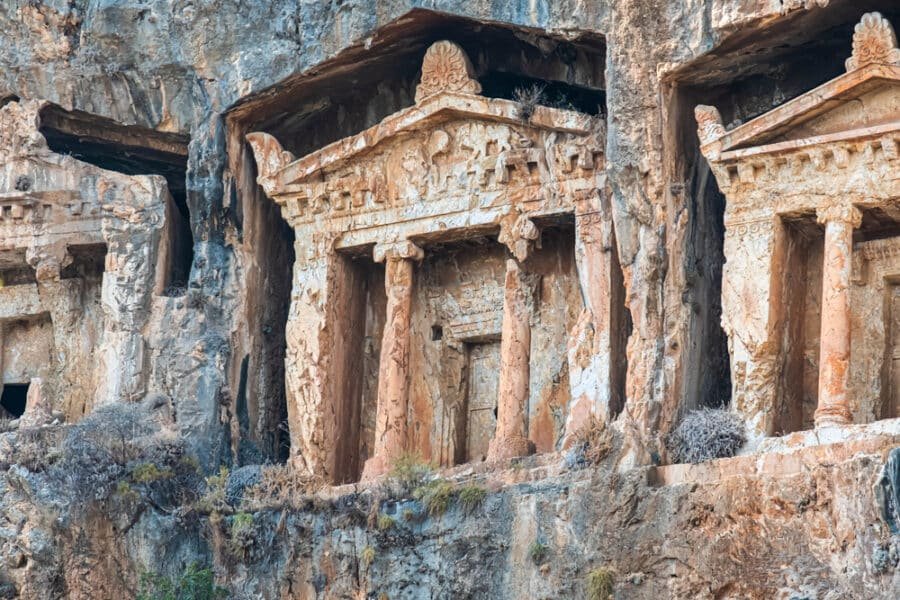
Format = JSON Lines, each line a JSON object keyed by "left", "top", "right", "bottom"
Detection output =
{"left": 37, "top": 104, "right": 193, "bottom": 296}
{"left": 670, "top": 1, "right": 900, "bottom": 432}
{"left": 0, "top": 383, "right": 28, "bottom": 419}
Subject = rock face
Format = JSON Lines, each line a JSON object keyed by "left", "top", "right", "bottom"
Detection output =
{"left": 0, "top": 1, "right": 899, "bottom": 598}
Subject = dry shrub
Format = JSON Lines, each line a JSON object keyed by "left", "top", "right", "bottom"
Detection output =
{"left": 513, "top": 84, "right": 546, "bottom": 120}
{"left": 666, "top": 407, "right": 746, "bottom": 464}
{"left": 586, "top": 567, "right": 614, "bottom": 600}
{"left": 382, "top": 452, "right": 433, "bottom": 499}
{"left": 241, "top": 464, "right": 324, "bottom": 510}
{"left": 572, "top": 416, "right": 613, "bottom": 466}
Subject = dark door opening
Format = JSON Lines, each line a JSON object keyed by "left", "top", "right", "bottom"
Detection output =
{"left": 1, "top": 383, "right": 29, "bottom": 418}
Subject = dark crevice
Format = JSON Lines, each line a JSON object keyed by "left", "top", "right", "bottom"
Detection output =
{"left": 0, "top": 383, "right": 29, "bottom": 418}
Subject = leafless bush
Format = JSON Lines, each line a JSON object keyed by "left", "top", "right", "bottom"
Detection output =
{"left": 513, "top": 84, "right": 546, "bottom": 120}
{"left": 48, "top": 402, "right": 193, "bottom": 509}
{"left": 240, "top": 464, "right": 323, "bottom": 510}
{"left": 666, "top": 408, "right": 745, "bottom": 464}
{"left": 3, "top": 425, "right": 65, "bottom": 472}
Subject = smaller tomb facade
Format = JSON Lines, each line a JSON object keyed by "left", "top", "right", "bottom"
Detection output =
{"left": 698, "top": 12, "right": 900, "bottom": 444}
{"left": 0, "top": 99, "right": 171, "bottom": 422}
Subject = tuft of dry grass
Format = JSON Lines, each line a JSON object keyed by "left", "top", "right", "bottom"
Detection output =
{"left": 513, "top": 84, "right": 546, "bottom": 120}
{"left": 586, "top": 567, "right": 614, "bottom": 600}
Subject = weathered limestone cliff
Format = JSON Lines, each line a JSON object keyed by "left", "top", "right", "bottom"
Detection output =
{"left": 1, "top": 1, "right": 899, "bottom": 598}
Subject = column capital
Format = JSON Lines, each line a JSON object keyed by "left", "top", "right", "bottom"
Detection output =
{"left": 498, "top": 212, "right": 540, "bottom": 261}
{"left": 816, "top": 203, "right": 862, "bottom": 228}
{"left": 374, "top": 240, "right": 424, "bottom": 263}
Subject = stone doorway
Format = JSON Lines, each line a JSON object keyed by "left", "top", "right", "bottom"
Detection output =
{"left": 0, "top": 383, "right": 28, "bottom": 418}
{"left": 464, "top": 340, "right": 501, "bottom": 463}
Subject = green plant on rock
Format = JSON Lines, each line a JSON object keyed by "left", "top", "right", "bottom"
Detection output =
{"left": 227, "top": 511, "right": 255, "bottom": 557}
{"left": 136, "top": 562, "right": 227, "bottom": 600}
{"left": 586, "top": 567, "right": 615, "bottom": 600}
{"left": 457, "top": 485, "right": 487, "bottom": 514}
{"left": 529, "top": 541, "right": 549, "bottom": 565}
{"left": 115, "top": 480, "right": 140, "bottom": 502}
{"left": 361, "top": 545, "right": 376, "bottom": 568}
{"left": 131, "top": 462, "right": 174, "bottom": 484}
{"left": 413, "top": 479, "right": 455, "bottom": 517}
{"left": 376, "top": 513, "right": 395, "bottom": 531}
{"left": 386, "top": 452, "right": 433, "bottom": 496}
{"left": 196, "top": 466, "right": 229, "bottom": 515}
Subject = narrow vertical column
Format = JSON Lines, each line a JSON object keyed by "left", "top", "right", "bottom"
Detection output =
{"left": 362, "top": 241, "right": 424, "bottom": 479}
{"left": 488, "top": 214, "right": 539, "bottom": 462}
{"left": 815, "top": 203, "right": 862, "bottom": 428}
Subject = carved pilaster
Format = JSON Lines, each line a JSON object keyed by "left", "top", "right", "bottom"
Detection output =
{"left": 487, "top": 257, "right": 534, "bottom": 462}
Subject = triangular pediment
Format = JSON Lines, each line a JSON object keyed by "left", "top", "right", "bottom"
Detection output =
{"left": 697, "top": 13, "right": 900, "bottom": 159}
{"left": 248, "top": 90, "right": 598, "bottom": 192}
{"left": 714, "top": 64, "right": 900, "bottom": 155}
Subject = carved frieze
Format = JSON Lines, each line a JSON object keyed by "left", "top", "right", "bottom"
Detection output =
{"left": 249, "top": 41, "right": 606, "bottom": 253}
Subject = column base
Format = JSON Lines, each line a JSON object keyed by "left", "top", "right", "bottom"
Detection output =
{"left": 814, "top": 405, "right": 852, "bottom": 428}
{"left": 486, "top": 435, "right": 534, "bottom": 463}
{"left": 360, "top": 455, "right": 389, "bottom": 481}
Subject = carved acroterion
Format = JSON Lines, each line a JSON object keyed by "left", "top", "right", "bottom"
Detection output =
{"left": 415, "top": 41, "right": 482, "bottom": 103}
{"left": 846, "top": 12, "right": 900, "bottom": 72}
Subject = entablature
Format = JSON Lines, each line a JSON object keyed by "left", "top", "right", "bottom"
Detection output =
{"left": 248, "top": 41, "right": 606, "bottom": 254}
{"left": 697, "top": 13, "right": 900, "bottom": 217}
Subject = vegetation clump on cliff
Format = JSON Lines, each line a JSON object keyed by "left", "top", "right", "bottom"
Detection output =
{"left": 666, "top": 408, "right": 746, "bottom": 464}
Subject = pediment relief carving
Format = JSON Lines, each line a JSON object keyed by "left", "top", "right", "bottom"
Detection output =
{"left": 248, "top": 41, "right": 606, "bottom": 232}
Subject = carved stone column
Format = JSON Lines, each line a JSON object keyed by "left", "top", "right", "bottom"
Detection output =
{"left": 814, "top": 203, "right": 862, "bottom": 427}
{"left": 488, "top": 215, "right": 539, "bottom": 462}
{"left": 362, "top": 241, "right": 424, "bottom": 479}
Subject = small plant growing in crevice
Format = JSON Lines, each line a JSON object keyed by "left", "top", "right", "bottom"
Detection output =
{"left": 457, "top": 485, "right": 487, "bottom": 515}
{"left": 196, "top": 466, "right": 230, "bottom": 515}
{"left": 131, "top": 462, "right": 174, "bottom": 484}
{"left": 586, "top": 567, "right": 615, "bottom": 600}
{"left": 227, "top": 511, "right": 255, "bottom": 558}
{"left": 529, "top": 540, "right": 549, "bottom": 565}
{"left": 413, "top": 479, "right": 455, "bottom": 517}
{"left": 666, "top": 407, "right": 746, "bottom": 464}
{"left": 376, "top": 513, "right": 395, "bottom": 531}
{"left": 513, "top": 84, "right": 546, "bottom": 120}
{"left": 361, "top": 545, "right": 376, "bottom": 569}
{"left": 384, "top": 452, "right": 433, "bottom": 498}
